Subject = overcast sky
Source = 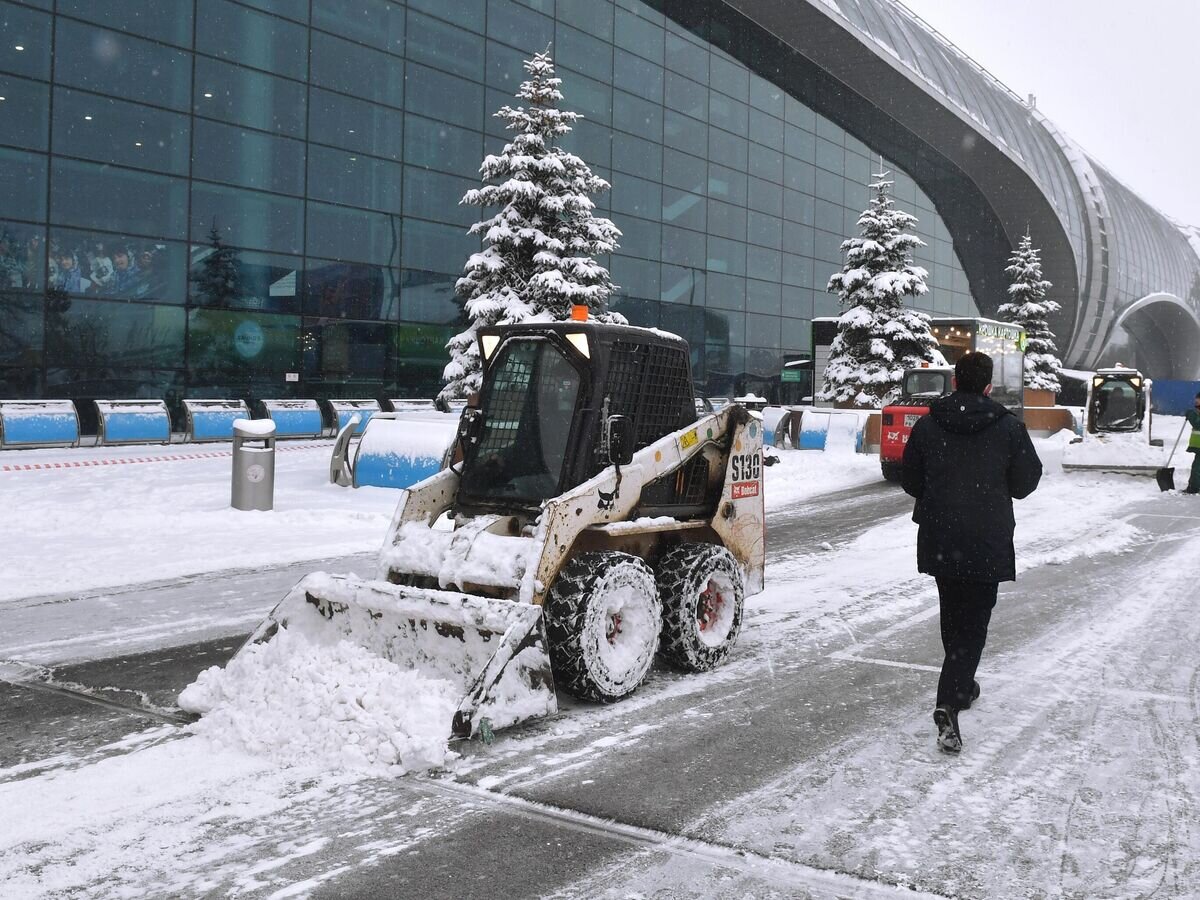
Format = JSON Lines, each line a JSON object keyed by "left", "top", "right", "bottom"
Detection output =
{"left": 895, "top": 0, "right": 1199, "bottom": 226}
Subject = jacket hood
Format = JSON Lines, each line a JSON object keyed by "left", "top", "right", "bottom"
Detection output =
{"left": 929, "top": 392, "right": 1012, "bottom": 435}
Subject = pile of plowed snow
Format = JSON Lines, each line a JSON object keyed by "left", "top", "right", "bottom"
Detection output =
{"left": 179, "top": 627, "right": 458, "bottom": 774}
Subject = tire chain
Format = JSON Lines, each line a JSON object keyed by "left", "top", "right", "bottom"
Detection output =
{"left": 543, "top": 552, "right": 657, "bottom": 703}
{"left": 657, "top": 543, "right": 745, "bottom": 672}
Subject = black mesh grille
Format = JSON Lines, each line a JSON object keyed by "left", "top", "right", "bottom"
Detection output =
{"left": 604, "top": 341, "right": 692, "bottom": 450}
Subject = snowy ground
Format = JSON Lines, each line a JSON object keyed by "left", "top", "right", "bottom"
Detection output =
{"left": 1, "top": 437, "right": 1198, "bottom": 897}
{"left": 0, "top": 440, "right": 878, "bottom": 605}
{"left": 0, "top": 441, "right": 399, "bottom": 603}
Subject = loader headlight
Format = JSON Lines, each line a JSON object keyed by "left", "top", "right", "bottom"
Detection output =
{"left": 1129, "top": 377, "right": 1141, "bottom": 389}
{"left": 481, "top": 334, "right": 500, "bottom": 360}
{"left": 1092, "top": 376, "right": 1104, "bottom": 388}
{"left": 565, "top": 332, "right": 590, "bottom": 358}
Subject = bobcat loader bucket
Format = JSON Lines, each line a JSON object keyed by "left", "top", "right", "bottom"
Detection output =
{"left": 242, "top": 572, "right": 557, "bottom": 740}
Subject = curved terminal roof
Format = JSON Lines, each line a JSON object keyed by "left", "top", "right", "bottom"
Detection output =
{"left": 770, "top": 0, "right": 1200, "bottom": 375}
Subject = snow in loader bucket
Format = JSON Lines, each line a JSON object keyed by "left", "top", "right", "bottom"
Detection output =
{"left": 240, "top": 572, "right": 557, "bottom": 741}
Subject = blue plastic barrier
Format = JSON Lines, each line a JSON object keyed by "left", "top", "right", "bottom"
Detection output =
{"left": 184, "top": 399, "right": 251, "bottom": 442}
{"left": 95, "top": 399, "right": 171, "bottom": 446}
{"left": 259, "top": 399, "right": 324, "bottom": 439}
{"left": 797, "top": 409, "right": 867, "bottom": 452}
{"left": 1150, "top": 379, "right": 1200, "bottom": 416}
{"left": 0, "top": 400, "right": 80, "bottom": 449}
{"left": 352, "top": 413, "right": 457, "bottom": 489}
{"left": 325, "top": 399, "right": 380, "bottom": 435}
{"left": 762, "top": 406, "right": 795, "bottom": 447}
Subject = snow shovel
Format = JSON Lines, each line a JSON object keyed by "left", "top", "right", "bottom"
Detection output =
{"left": 239, "top": 572, "right": 557, "bottom": 740}
{"left": 1156, "top": 420, "right": 1190, "bottom": 492}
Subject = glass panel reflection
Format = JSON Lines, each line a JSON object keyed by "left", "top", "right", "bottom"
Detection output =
{"left": 0, "top": 290, "right": 42, "bottom": 365}
{"left": 57, "top": 0, "right": 193, "bottom": 46}
{"left": 55, "top": 20, "right": 191, "bottom": 111}
{"left": 302, "top": 317, "right": 391, "bottom": 379}
{"left": 50, "top": 228, "right": 184, "bottom": 302}
{"left": 304, "top": 258, "right": 400, "bottom": 319}
{"left": 0, "top": 220, "right": 44, "bottom": 290}
{"left": 310, "top": 88, "right": 403, "bottom": 160}
{"left": 0, "top": 73, "right": 48, "bottom": 151}
{"left": 44, "top": 297, "right": 185, "bottom": 368}
{"left": 53, "top": 87, "right": 190, "bottom": 176}
{"left": 399, "top": 269, "right": 459, "bottom": 324}
{"left": 0, "top": 2, "right": 50, "bottom": 80}
{"left": 192, "top": 118, "right": 306, "bottom": 196}
{"left": 395, "top": 322, "right": 455, "bottom": 398}
{"left": 194, "top": 56, "right": 307, "bottom": 137}
{"left": 50, "top": 158, "right": 187, "bottom": 240}
{"left": 191, "top": 182, "right": 304, "bottom": 255}
{"left": 313, "top": 0, "right": 405, "bottom": 54}
{"left": 187, "top": 308, "right": 300, "bottom": 373}
{"left": 197, "top": 0, "right": 308, "bottom": 80}
{"left": 189, "top": 238, "right": 301, "bottom": 314}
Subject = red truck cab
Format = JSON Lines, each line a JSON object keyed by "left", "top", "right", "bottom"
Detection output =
{"left": 879, "top": 366, "right": 954, "bottom": 482}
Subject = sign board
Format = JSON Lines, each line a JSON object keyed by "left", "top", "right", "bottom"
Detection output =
{"left": 285, "top": 372, "right": 299, "bottom": 382}
{"left": 976, "top": 321, "right": 1023, "bottom": 343}
{"left": 781, "top": 369, "right": 806, "bottom": 383}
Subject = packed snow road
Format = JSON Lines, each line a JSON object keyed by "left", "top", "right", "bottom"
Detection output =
{"left": 2, "top": 454, "right": 1199, "bottom": 898}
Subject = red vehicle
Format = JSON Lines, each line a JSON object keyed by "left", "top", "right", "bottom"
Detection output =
{"left": 879, "top": 366, "right": 954, "bottom": 481}
{"left": 877, "top": 317, "right": 1026, "bottom": 482}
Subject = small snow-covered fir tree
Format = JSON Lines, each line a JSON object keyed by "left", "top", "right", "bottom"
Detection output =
{"left": 441, "top": 51, "right": 623, "bottom": 399}
{"left": 819, "top": 173, "right": 944, "bottom": 408}
{"left": 190, "top": 224, "right": 242, "bottom": 308}
{"left": 997, "top": 232, "right": 1062, "bottom": 393}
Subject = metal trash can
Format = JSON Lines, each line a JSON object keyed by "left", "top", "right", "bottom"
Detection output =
{"left": 231, "top": 418, "right": 277, "bottom": 511}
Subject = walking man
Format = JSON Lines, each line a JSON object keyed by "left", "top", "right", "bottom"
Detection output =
{"left": 901, "top": 351, "right": 1043, "bottom": 753}
{"left": 1184, "top": 391, "right": 1200, "bottom": 495}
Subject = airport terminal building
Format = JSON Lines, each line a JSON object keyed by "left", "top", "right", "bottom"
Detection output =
{"left": 1, "top": 0, "right": 1197, "bottom": 423}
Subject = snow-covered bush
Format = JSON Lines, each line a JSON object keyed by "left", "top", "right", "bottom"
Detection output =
{"left": 998, "top": 233, "right": 1062, "bottom": 393}
{"left": 819, "top": 174, "right": 943, "bottom": 408}
{"left": 441, "top": 51, "right": 623, "bottom": 400}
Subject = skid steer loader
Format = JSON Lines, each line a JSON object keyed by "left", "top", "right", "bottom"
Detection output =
{"left": 229, "top": 317, "right": 766, "bottom": 740}
{"left": 1062, "top": 367, "right": 1167, "bottom": 474}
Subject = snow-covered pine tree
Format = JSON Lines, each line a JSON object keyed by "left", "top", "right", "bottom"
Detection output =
{"left": 441, "top": 51, "right": 623, "bottom": 399}
{"left": 819, "top": 173, "right": 944, "bottom": 408}
{"left": 190, "top": 224, "right": 242, "bottom": 309}
{"left": 997, "top": 232, "right": 1062, "bottom": 393}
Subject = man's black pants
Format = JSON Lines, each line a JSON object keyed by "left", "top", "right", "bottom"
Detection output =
{"left": 935, "top": 576, "right": 998, "bottom": 709}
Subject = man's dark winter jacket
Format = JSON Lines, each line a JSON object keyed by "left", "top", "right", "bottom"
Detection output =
{"left": 901, "top": 392, "right": 1043, "bottom": 582}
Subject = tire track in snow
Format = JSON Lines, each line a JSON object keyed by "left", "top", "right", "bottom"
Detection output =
{"left": 418, "top": 775, "right": 951, "bottom": 900}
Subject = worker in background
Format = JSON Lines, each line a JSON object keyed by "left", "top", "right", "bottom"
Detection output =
{"left": 901, "top": 351, "right": 1043, "bottom": 754}
{"left": 1185, "top": 391, "right": 1200, "bottom": 495}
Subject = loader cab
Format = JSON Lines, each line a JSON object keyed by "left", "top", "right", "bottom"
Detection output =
{"left": 456, "top": 321, "right": 696, "bottom": 514}
{"left": 901, "top": 367, "right": 953, "bottom": 401}
{"left": 1087, "top": 368, "right": 1148, "bottom": 434}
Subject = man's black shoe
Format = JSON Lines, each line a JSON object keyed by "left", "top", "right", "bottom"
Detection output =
{"left": 934, "top": 706, "right": 962, "bottom": 754}
{"left": 960, "top": 679, "right": 981, "bottom": 710}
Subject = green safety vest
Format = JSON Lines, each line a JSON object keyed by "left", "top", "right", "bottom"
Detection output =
{"left": 1189, "top": 410, "right": 1200, "bottom": 451}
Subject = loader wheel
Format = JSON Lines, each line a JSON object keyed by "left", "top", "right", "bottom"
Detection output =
{"left": 544, "top": 552, "right": 662, "bottom": 702}
{"left": 881, "top": 459, "right": 903, "bottom": 483}
{"left": 656, "top": 543, "right": 745, "bottom": 672}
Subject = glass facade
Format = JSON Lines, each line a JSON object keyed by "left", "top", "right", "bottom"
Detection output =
{"left": 0, "top": 0, "right": 978, "bottom": 412}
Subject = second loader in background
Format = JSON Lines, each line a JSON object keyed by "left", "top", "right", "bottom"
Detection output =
{"left": 1062, "top": 366, "right": 1166, "bottom": 475}
{"left": 219, "top": 314, "right": 767, "bottom": 742}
